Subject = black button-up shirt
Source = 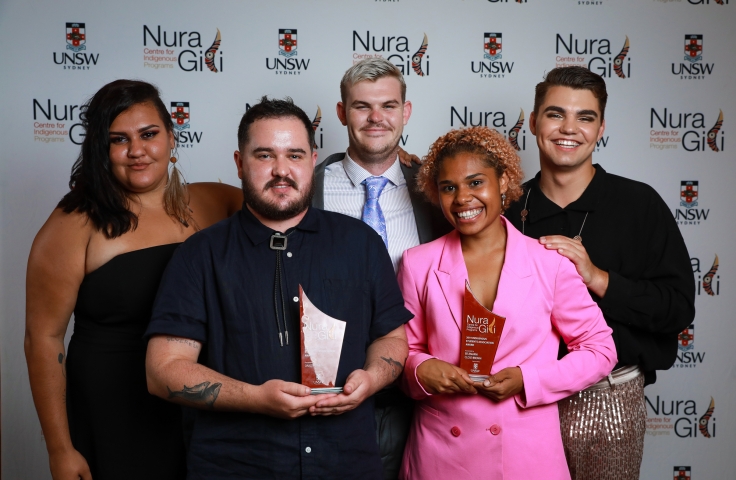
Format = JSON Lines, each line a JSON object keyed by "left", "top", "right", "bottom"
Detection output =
{"left": 146, "top": 206, "right": 412, "bottom": 479}
{"left": 505, "top": 165, "right": 694, "bottom": 385}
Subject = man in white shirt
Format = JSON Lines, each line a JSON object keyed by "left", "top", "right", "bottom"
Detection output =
{"left": 313, "top": 58, "right": 450, "bottom": 479}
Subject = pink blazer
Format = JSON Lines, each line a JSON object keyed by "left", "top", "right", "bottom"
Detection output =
{"left": 398, "top": 216, "right": 616, "bottom": 480}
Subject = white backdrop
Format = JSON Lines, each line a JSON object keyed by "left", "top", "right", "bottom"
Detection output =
{"left": 1, "top": 1, "right": 734, "bottom": 478}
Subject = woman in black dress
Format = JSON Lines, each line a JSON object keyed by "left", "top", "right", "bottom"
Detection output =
{"left": 24, "top": 80, "right": 242, "bottom": 480}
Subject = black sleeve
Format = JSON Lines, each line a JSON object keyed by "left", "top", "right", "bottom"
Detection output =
{"left": 598, "top": 189, "right": 695, "bottom": 335}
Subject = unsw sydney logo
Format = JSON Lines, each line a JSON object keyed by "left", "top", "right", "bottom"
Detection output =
{"left": 53, "top": 23, "right": 99, "bottom": 70}
{"left": 170, "top": 102, "right": 203, "bottom": 148}
{"left": 675, "top": 323, "right": 705, "bottom": 368}
{"left": 554, "top": 33, "right": 631, "bottom": 79}
{"left": 351, "top": 31, "right": 429, "bottom": 77}
{"left": 266, "top": 29, "right": 311, "bottom": 75}
{"left": 645, "top": 395, "right": 716, "bottom": 439}
{"left": 674, "top": 467, "right": 691, "bottom": 480}
{"left": 649, "top": 108, "right": 724, "bottom": 152}
{"left": 449, "top": 105, "right": 527, "bottom": 151}
{"left": 471, "top": 33, "right": 515, "bottom": 79}
{"left": 672, "top": 34, "right": 715, "bottom": 80}
{"left": 143, "top": 25, "right": 223, "bottom": 72}
{"left": 674, "top": 180, "right": 709, "bottom": 225}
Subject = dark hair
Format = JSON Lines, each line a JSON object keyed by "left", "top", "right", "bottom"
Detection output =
{"left": 533, "top": 66, "right": 608, "bottom": 120}
{"left": 57, "top": 79, "right": 180, "bottom": 238}
{"left": 237, "top": 96, "right": 315, "bottom": 152}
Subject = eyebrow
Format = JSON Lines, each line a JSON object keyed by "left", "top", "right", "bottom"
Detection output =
{"left": 437, "top": 173, "right": 485, "bottom": 185}
{"left": 108, "top": 124, "right": 159, "bottom": 135}
{"left": 252, "top": 147, "right": 307, "bottom": 154}
{"left": 543, "top": 106, "right": 599, "bottom": 118}
{"left": 351, "top": 99, "right": 400, "bottom": 107}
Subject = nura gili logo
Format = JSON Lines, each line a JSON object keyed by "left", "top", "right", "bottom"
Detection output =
{"left": 279, "top": 29, "right": 297, "bottom": 58}
{"left": 672, "top": 34, "right": 714, "bottom": 80}
{"left": 688, "top": 0, "right": 729, "bottom": 4}
{"left": 171, "top": 102, "right": 190, "bottom": 131}
{"left": 472, "top": 32, "right": 514, "bottom": 78}
{"left": 675, "top": 323, "right": 705, "bottom": 368}
{"left": 554, "top": 34, "right": 631, "bottom": 79}
{"left": 645, "top": 395, "right": 716, "bottom": 438}
{"left": 267, "top": 28, "right": 310, "bottom": 74}
{"left": 649, "top": 108, "right": 724, "bottom": 152}
{"left": 351, "top": 31, "right": 429, "bottom": 76}
{"left": 170, "top": 102, "right": 202, "bottom": 148}
{"left": 53, "top": 22, "right": 99, "bottom": 70}
{"left": 66, "top": 23, "right": 86, "bottom": 51}
{"left": 449, "top": 106, "right": 527, "bottom": 150}
{"left": 312, "top": 106, "right": 323, "bottom": 149}
{"left": 674, "top": 466, "right": 691, "bottom": 479}
{"left": 691, "top": 254, "right": 719, "bottom": 296}
{"left": 32, "top": 98, "right": 86, "bottom": 144}
{"left": 142, "top": 26, "right": 223, "bottom": 72}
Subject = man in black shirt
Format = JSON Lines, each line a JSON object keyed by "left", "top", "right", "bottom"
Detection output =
{"left": 145, "top": 97, "right": 411, "bottom": 479}
{"left": 505, "top": 67, "right": 694, "bottom": 480}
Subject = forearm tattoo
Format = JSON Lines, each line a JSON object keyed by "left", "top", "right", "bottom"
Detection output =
{"left": 58, "top": 352, "right": 66, "bottom": 379}
{"left": 167, "top": 381, "right": 222, "bottom": 409}
{"left": 381, "top": 356, "right": 404, "bottom": 380}
{"left": 166, "top": 336, "right": 200, "bottom": 349}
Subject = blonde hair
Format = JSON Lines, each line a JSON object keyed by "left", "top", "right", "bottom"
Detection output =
{"left": 416, "top": 126, "right": 524, "bottom": 211}
{"left": 340, "top": 58, "right": 406, "bottom": 103}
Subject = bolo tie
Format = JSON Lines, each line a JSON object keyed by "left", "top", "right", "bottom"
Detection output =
{"left": 270, "top": 231, "right": 295, "bottom": 347}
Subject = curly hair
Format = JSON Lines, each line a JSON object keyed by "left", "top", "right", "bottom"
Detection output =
{"left": 416, "top": 126, "right": 524, "bottom": 211}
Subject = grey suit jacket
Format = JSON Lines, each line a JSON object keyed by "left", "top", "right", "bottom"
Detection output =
{"left": 313, "top": 152, "right": 452, "bottom": 245}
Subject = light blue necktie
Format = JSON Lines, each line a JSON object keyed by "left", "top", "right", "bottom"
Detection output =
{"left": 361, "top": 176, "right": 390, "bottom": 248}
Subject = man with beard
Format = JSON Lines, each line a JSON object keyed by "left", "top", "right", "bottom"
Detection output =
{"left": 313, "top": 58, "right": 450, "bottom": 480}
{"left": 145, "top": 97, "right": 411, "bottom": 479}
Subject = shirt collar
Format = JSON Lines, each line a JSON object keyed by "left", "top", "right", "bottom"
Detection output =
{"left": 238, "top": 203, "right": 320, "bottom": 246}
{"left": 526, "top": 164, "right": 606, "bottom": 223}
{"left": 342, "top": 150, "right": 405, "bottom": 187}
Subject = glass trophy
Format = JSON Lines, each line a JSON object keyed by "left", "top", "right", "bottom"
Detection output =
{"left": 460, "top": 281, "right": 506, "bottom": 382}
{"left": 299, "top": 285, "right": 346, "bottom": 394}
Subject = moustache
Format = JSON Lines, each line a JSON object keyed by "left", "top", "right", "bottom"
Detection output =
{"left": 263, "top": 176, "right": 298, "bottom": 191}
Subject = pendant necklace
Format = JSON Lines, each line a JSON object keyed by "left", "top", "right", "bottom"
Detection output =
{"left": 521, "top": 188, "right": 589, "bottom": 243}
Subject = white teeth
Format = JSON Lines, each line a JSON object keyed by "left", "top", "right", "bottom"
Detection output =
{"left": 458, "top": 208, "right": 482, "bottom": 219}
{"left": 555, "top": 139, "right": 579, "bottom": 147}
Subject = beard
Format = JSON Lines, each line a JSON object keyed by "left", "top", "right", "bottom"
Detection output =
{"left": 241, "top": 173, "right": 315, "bottom": 222}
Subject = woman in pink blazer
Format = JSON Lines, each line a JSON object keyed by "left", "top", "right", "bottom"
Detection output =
{"left": 398, "top": 127, "right": 616, "bottom": 480}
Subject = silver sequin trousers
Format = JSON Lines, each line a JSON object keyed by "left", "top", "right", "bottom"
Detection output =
{"left": 558, "top": 374, "right": 646, "bottom": 480}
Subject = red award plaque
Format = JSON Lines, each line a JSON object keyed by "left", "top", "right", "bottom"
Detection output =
{"left": 460, "top": 281, "right": 506, "bottom": 381}
{"left": 299, "top": 285, "right": 346, "bottom": 394}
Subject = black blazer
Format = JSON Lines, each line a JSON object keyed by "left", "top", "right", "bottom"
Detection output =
{"left": 312, "top": 152, "right": 452, "bottom": 245}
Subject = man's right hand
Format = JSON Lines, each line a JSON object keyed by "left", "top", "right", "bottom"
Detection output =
{"left": 249, "top": 379, "right": 335, "bottom": 420}
{"left": 49, "top": 448, "right": 92, "bottom": 480}
{"left": 415, "top": 359, "right": 477, "bottom": 395}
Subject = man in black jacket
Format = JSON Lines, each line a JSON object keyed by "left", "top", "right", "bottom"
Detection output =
{"left": 505, "top": 66, "right": 694, "bottom": 480}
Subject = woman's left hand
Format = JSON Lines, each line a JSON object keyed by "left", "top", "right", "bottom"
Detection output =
{"left": 398, "top": 148, "right": 422, "bottom": 168}
{"left": 474, "top": 367, "right": 524, "bottom": 401}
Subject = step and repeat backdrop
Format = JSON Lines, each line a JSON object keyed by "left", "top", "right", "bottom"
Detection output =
{"left": 1, "top": 0, "right": 734, "bottom": 478}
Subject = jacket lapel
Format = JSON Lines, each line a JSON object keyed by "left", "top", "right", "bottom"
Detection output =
{"left": 434, "top": 231, "right": 466, "bottom": 331}
{"left": 312, "top": 152, "right": 345, "bottom": 209}
{"left": 494, "top": 216, "right": 534, "bottom": 319}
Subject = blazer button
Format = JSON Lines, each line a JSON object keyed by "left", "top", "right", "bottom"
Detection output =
{"left": 489, "top": 424, "right": 501, "bottom": 435}
{"left": 450, "top": 426, "right": 461, "bottom": 437}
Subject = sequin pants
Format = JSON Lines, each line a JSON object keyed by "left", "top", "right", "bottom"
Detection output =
{"left": 558, "top": 374, "right": 646, "bottom": 480}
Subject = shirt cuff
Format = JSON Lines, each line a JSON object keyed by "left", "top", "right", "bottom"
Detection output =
{"left": 515, "top": 363, "right": 537, "bottom": 408}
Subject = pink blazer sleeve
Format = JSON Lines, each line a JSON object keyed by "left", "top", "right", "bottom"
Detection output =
{"left": 397, "top": 250, "right": 436, "bottom": 400}
{"left": 517, "top": 256, "right": 617, "bottom": 408}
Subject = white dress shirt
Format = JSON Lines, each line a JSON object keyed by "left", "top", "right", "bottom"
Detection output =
{"left": 323, "top": 152, "right": 420, "bottom": 271}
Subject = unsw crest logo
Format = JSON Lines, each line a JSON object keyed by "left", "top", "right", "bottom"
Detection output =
{"left": 352, "top": 31, "right": 429, "bottom": 76}
{"left": 170, "top": 102, "right": 203, "bottom": 148}
{"left": 674, "top": 180, "right": 709, "bottom": 225}
{"left": 672, "top": 34, "right": 714, "bottom": 79}
{"left": 674, "top": 466, "right": 691, "bottom": 479}
{"left": 675, "top": 323, "right": 705, "bottom": 368}
{"left": 143, "top": 26, "right": 223, "bottom": 72}
{"left": 649, "top": 108, "right": 724, "bottom": 152}
{"left": 554, "top": 34, "right": 631, "bottom": 79}
{"left": 32, "top": 98, "right": 86, "bottom": 145}
{"left": 645, "top": 395, "right": 716, "bottom": 439}
{"left": 267, "top": 29, "right": 310, "bottom": 74}
{"left": 471, "top": 33, "right": 515, "bottom": 79}
{"left": 691, "top": 254, "right": 720, "bottom": 296}
{"left": 53, "top": 23, "right": 99, "bottom": 70}
{"left": 450, "top": 106, "right": 527, "bottom": 151}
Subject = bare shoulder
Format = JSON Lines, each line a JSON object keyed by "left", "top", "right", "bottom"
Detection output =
{"left": 30, "top": 208, "right": 92, "bottom": 266}
{"left": 188, "top": 182, "right": 243, "bottom": 228}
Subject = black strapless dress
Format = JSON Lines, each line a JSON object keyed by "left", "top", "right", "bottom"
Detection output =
{"left": 66, "top": 244, "right": 186, "bottom": 479}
